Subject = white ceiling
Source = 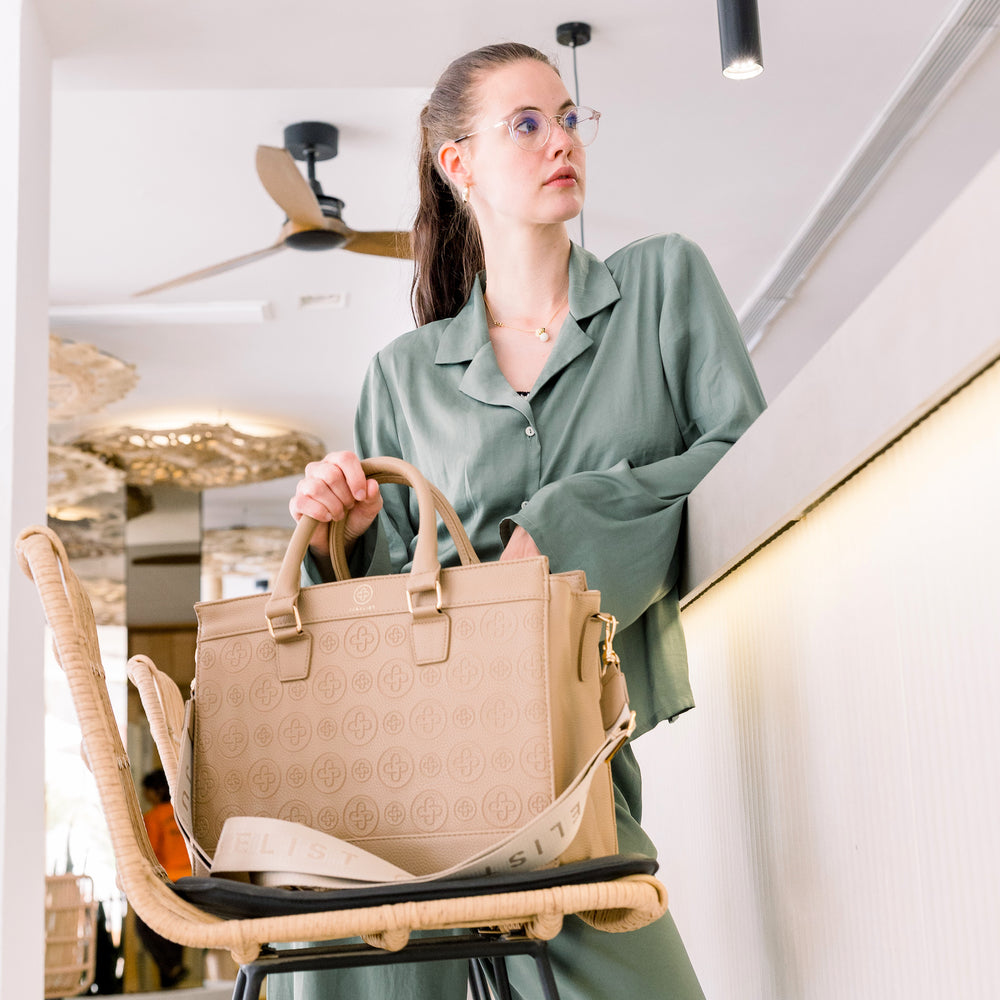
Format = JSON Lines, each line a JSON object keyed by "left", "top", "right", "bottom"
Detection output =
{"left": 40, "top": 0, "right": 994, "bottom": 529}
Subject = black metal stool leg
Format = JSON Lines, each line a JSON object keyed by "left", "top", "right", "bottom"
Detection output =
{"left": 489, "top": 941, "right": 562, "bottom": 1000}
{"left": 490, "top": 955, "right": 514, "bottom": 1000}
{"left": 230, "top": 966, "right": 248, "bottom": 1000}
{"left": 533, "top": 942, "right": 561, "bottom": 1000}
{"left": 238, "top": 964, "right": 266, "bottom": 1000}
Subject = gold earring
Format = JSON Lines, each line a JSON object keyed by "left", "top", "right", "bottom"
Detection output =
{"left": 462, "top": 184, "right": 470, "bottom": 204}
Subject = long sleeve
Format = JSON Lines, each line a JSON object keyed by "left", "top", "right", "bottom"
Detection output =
{"left": 504, "top": 236, "right": 765, "bottom": 629}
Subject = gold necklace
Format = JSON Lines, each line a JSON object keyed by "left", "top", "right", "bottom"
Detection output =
{"left": 484, "top": 296, "right": 567, "bottom": 343}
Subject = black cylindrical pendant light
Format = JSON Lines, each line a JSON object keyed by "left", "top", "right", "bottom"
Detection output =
{"left": 716, "top": 0, "right": 764, "bottom": 79}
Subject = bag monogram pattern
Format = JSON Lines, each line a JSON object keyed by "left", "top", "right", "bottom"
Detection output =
{"left": 193, "top": 591, "right": 559, "bottom": 871}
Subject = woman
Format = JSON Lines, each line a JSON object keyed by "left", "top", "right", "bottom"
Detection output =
{"left": 284, "top": 41, "right": 765, "bottom": 1000}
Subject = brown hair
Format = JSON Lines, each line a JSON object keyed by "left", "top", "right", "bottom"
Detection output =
{"left": 410, "top": 42, "right": 558, "bottom": 327}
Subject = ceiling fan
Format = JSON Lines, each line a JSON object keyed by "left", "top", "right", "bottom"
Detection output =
{"left": 135, "top": 121, "right": 413, "bottom": 297}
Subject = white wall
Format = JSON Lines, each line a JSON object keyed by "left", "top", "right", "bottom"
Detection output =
{"left": 640, "top": 361, "right": 1000, "bottom": 998}
{"left": 636, "top": 128, "right": 1000, "bottom": 998}
{"left": 0, "top": 0, "right": 51, "bottom": 992}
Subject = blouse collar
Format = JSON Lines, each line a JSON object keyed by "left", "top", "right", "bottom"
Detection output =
{"left": 434, "top": 242, "right": 621, "bottom": 366}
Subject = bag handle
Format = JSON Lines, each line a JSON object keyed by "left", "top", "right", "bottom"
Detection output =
{"left": 264, "top": 457, "right": 476, "bottom": 640}
{"left": 328, "top": 464, "right": 479, "bottom": 580}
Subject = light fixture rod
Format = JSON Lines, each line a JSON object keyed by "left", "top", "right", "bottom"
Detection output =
{"left": 556, "top": 21, "right": 592, "bottom": 247}
{"left": 717, "top": 0, "right": 764, "bottom": 79}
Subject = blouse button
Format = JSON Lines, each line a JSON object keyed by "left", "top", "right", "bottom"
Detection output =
{"left": 524, "top": 426, "right": 536, "bottom": 438}
{"left": 521, "top": 501, "right": 528, "bottom": 509}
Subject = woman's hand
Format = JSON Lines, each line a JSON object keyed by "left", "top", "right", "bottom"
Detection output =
{"left": 500, "top": 525, "right": 541, "bottom": 561}
{"left": 289, "top": 451, "right": 383, "bottom": 560}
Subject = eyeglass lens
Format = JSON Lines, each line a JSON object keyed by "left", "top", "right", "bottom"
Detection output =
{"left": 508, "top": 107, "right": 600, "bottom": 149}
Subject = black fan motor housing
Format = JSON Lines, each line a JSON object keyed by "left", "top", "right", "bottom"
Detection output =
{"left": 286, "top": 195, "right": 347, "bottom": 250}
{"left": 286, "top": 229, "right": 346, "bottom": 250}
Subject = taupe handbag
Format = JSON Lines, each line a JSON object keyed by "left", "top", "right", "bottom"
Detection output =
{"left": 180, "top": 457, "right": 634, "bottom": 886}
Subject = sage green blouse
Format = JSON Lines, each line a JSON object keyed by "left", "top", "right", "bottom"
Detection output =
{"left": 314, "top": 234, "right": 766, "bottom": 737}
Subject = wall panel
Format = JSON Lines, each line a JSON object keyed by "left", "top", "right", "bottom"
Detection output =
{"left": 636, "top": 359, "right": 1000, "bottom": 998}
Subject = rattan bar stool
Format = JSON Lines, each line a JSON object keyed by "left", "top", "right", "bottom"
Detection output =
{"left": 18, "top": 525, "right": 668, "bottom": 1000}
{"left": 44, "top": 873, "right": 99, "bottom": 999}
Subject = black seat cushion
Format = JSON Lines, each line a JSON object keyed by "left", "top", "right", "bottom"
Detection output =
{"left": 170, "top": 854, "right": 658, "bottom": 920}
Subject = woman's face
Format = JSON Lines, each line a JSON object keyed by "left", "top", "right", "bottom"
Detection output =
{"left": 458, "top": 59, "right": 586, "bottom": 233}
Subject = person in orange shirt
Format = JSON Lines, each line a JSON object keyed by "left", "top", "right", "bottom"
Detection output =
{"left": 137, "top": 769, "right": 191, "bottom": 988}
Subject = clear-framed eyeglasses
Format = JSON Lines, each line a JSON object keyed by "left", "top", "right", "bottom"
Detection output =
{"left": 454, "top": 106, "right": 602, "bottom": 152}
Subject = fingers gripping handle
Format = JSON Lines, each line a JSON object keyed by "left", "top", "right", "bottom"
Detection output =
{"left": 328, "top": 459, "right": 479, "bottom": 581}
{"left": 265, "top": 457, "right": 477, "bottom": 644}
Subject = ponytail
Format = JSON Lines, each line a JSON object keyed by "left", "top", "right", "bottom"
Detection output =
{"left": 410, "top": 43, "right": 557, "bottom": 327}
{"left": 410, "top": 110, "right": 484, "bottom": 327}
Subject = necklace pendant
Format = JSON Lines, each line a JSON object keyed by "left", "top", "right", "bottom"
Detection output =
{"left": 536, "top": 329, "right": 550, "bottom": 343}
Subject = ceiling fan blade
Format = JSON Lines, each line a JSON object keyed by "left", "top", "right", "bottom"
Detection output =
{"left": 134, "top": 242, "right": 286, "bottom": 297}
{"left": 256, "top": 146, "right": 325, "bottom": 228}
{"left": 319, "top": 214, "right": 351, "bottom": 238}
{"left": 344, "top": 230, "right": 414, "bottom": 260}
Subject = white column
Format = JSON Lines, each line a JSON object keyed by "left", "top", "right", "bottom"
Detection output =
{"left": 0, "top": 0, "right": 50, "bottom": 992}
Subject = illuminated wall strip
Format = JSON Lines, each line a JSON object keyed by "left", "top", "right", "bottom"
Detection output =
{"left": 636, "top": 357, "right": 1000, "bottom": 998}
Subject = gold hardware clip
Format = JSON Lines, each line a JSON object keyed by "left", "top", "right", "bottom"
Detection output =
{"left": 266, "top": 603, "right": 303, "bottom": 639}
{"left": 406, "top": 580, "right": 443, "bottom": 615}
{"left": 593, "top": 612, "right": 620, "bottom": 676}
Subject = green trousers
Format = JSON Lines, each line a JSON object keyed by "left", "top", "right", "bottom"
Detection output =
{"left": 267, "top": 745, "right": 705, "bottom": 1000}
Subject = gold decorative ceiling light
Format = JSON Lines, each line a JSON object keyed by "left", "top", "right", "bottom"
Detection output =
{"left": 49, "top": 336, "right": 139, "bottom": 421}
{"left": 47, "top": 444, "right": 127, "bottom": 514}
{"left": 79, "top": 577, "right": 128, "bottom": 628}
{"left": 48, "top": 491, "right": 127, "bottom": 558}
{"left": 74, "top": 422, "right": 325, "bottom": 490}
{"left": 202, "top": 526, "right": 295, "bottom": 578}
